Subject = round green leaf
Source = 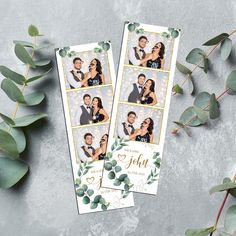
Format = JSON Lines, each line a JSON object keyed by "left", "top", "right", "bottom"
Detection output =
{"left": 221, "top": 38, "right": 232, "bottom": 60}
{"left": 99, "top": 197, "right": 106, "bottom": 205}
{"left": 102, "top": 43, "right": 110, "bottom": 51}
{"left": 111, "top": 159, "right": 117, "bottom": 166}
{"left": 28, "top": 25, "right": 39, "bottom": 37}
{"left": 87, "top": 189, "right": 94, "bottom": 196}
{"left": 171, "top": 30, "right": 179, "bottom": 38}
{"left": 114, "top": 179, "right": 121, "bottom": 186}
{"left": 172, "top": 84, "right": 183, "bottom": 94}
{"left": 187, "top": 76, "right": 194, "bottom": 94}
{"left": 124, "top": 184, "right": 129, "bottom": 191}
{"left": 108, "top": 171, "right": 116, "bottom": 179}
{"left": 203, "top": 33, "right": 229, "bottom": 46}
{"left": 1, "top": 78, "right": 25, "bottom": 103}
{"left": 186, "top": 48, "right": 206, "bottom": 67}
{"left": 128, "top": 23, "right": 136, "bottom": 32}
{"left": 23, "top": 92, "right": 45, "bottom": 106}
{"left": 0, "top": 129, "right": 19, "bottom": 159}
{"left": 209, "top": 93, "right": 220, "bottom": 119}
{"left": 114, "top": 166, "right": 122, "bottom": 173}
{"left": 226, "top": 70, "right": 236, "bottom": 92}
{"left": 90, "top": 202, "right": 98, "bottom": 209}
{"left": 104, "top": 162, "right": 112, "bottom": 171}
{"left": 224, "top": 205, "right": 236, "bottom": 234}
{"left": 59, "top": 49, "right": 67, "bottom": 57}
{"left": 76, "top": 188, "right": 84, "bottom": 197}
{"left": 81, "top": 184, "right": 88, "bottom": 191}
{"left": 93, "top": 195, "right": 102, "bottom": 203}
{"left": 13, "top": 113, "right": 47, "bottom": 128}
{"left": 34, "top": 59, "right": 51, "bottom": 67}
{"left": 185, "top": 226, "right": 215, "bottom": 236}
{"left": 0, "top": 66, "right": 25, "bottom": 85}
{"left": 193, "top": 92, "right": 211, "bottom": 110}
{"left": 124, "top": 177, "right": 130, "bottom": 185}
{"left": 176, "top": 61, "right": 192, "bottom": 75}
{"left": 0, "top": 156, "right": 29, "bottom": 188}
{"left": 193, "top": 106, "right": 208, "bottom": 124}
{"left": 209, "top": 182, "right": 236, "bottom": 195}
{"left": 179, "top": 106, "right": 202, "bottom": 127}
{"left": 101, "top": 204, "right": 108, "bottom": 211}
{"left": 14, "top": 44, "right": 35, "bottom": 68}
{"left": 118, "top": 174, "right": 128, "bottom": 182}
{"left": 82, "top": 196, "right": 90, "bottom": 204}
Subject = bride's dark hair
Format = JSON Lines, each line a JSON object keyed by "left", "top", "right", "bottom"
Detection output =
{"left": 152, "top": 42, "right": 165, "bottom": 59}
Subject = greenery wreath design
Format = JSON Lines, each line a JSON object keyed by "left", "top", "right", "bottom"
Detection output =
{"left": 75, "top": 162, "right": 110, "bottom": 211}
{"left": 104, "top": 138, "right": 134, "bottom": 196}
{"left": 146, "top": 152, "right": 161, "bottom": 184}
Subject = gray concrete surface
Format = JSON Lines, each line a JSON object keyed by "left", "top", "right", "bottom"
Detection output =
{"left": 0, "top": 0, "right": 236, "bottom": 235}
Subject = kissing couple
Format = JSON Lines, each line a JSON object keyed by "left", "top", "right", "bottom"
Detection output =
{"left": 78, "top": 133, "right": 109, "bottom": 163}
{"left": 128, "top": 35, "right": 165, "bottom": 69}
{"left": 117, "top": 111, "right": 154, "bottom": 143}
{"left": 80, "top": 94, "right": 109, "bottom": 125}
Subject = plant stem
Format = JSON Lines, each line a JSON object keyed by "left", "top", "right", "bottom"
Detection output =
{"left": 173, "top": 29, "right": 236, "bottom": 96}
{"left": 173, "top": 88, "right": 230, "bottom": 134}
{"left": 8, "top": 36, "right": 36, "bottom": 131}
{"left": 210, "top": 174, "right": 236, "bottom": 236}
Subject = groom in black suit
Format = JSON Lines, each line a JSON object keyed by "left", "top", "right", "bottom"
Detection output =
{"left": 80, "top": 94, "right": 93, "bottom": 125}
{"left": 128, "top": 73, "right": 146, "bottom": 103}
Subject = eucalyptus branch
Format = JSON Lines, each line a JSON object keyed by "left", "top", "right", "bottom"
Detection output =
{"left": 185, "top": 174, "right": 236, "bottom": 236}
{"left": 0, "top": 25, "right": 52, "bottom": 189}
{"left": 173, "top": 29, "right": 236, "bottom": 95}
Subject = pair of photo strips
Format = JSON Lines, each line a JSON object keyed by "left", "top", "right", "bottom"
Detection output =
{"left": 56, "top": 22, "right": 180, "bottom": 214}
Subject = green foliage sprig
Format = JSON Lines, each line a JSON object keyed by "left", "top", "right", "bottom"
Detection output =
{"left": 0, "top": 25, "right": 52, "bottom": 188}
{"left": 127, "top": 22, "right": 144, "bottom": 34}
{"left": 94, "top": 41, "right": 111, "bottom": 53}
{"left": 161, "top": 27, "right": 180, "bottom": 39}
{"left": 104, "top": 138, "right": 133, "bottom": 194}
{"left": 146, "top": 152, "right": 161, "bottom": 184}
{"left": 172, "top": 70, "right": 236, "bottom": 136}
{"left": 75, "top": 162, "right": 110, "bottom": 211}
{"left": 185, "top": 174, "right": 236, "bottom": 236}
{"left": 173, "top": 29, "right": 236, "bottom": 95}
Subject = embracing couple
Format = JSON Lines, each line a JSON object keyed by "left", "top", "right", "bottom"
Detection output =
{"left": 78, "top": 133, "right": 108, "bottom": 163}
{"left": 68, "top": 57, "right": 105, "bottom": 89}
{"left": 128, "top": 35, "right": 165, "bottom": 69}
{"left": 80, "top": 94, "right": 109, "bottom": 125}
{"left": 128, "top": 73, "right": 157, "bottom": 106}
{"left": 117, "top": 111, "right": 154, "bottom": 143}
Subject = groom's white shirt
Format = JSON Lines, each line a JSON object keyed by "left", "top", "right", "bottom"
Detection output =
{"left": 128, "top": 46, "right": 145, "bottom": 66}
{"left": 117, "top": 121, "right": 136, "bottom": 139}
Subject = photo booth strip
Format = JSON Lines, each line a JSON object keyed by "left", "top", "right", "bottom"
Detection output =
{"left": 55, "top": 42, "right": 134, "bottom": 214}
{"left": 101, "top": 22, "right": 180, "bottom": 195}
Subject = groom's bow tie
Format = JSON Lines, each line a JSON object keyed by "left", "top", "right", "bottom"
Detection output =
{"left": 86, "top": 106, "right": 91, "bottom": 109}
{"left": 138, "top": 86, "right": 143, "bottom": 89}
{"left": 139, "top": 49, "right": 144, "bottom": 52}
{"left": 128, "top": 124, "right": 133, "bottom": 128}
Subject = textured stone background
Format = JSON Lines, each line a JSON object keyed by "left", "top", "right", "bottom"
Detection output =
{"left": 0, "top": 0, "right": 236, "bottom": 235}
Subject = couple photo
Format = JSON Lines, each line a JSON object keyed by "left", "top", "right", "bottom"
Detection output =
{"left": 80, "top": 94, "right": 109, "bottom": 125}
{"left": 127, "top": 73, "right": 157, "bottom": 106}
{"left": 117, "top": 111, "right": 154, "bottom": 143}
{"left": 68, "top": 57, "right": 105, "bottom": 89}
{"left": 78, "top": 133, "right": 108, "bottom": 163}
{"left": 128, "top": 35, "right": 165, "bottom": 69}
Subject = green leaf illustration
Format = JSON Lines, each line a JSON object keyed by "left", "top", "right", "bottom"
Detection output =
{"left": 220, "top": 38, "right": 232, "bottom": 60}
{"left": 226, "top": 70, "right": 236, "bottom": 92}
{"left": 176, "top": 61, "right": 192, "bottom": 75}
{"left": 209, "top": 93, "right": 220, "bottom": 119}
{"left": 76, "top": 188, "right": 84, "bottom": 197}
{"left": 193, "top": 106, "right": 208, "bottom": 124}
{"left": 186, "top": 48, "right": 206, "bottom": 67}
{"left": 0, "top": 157, "right": 29, "bottom": 188}
{"left": 193, "top": 92, "right": 211, "bottom": 110}
{"left": 23, "top": 92, "right": 45, "bottom": 106}
{"left": 28, "top": 25, "right": 39, "bottom": 37}
{"left": 203, "top": 33, "right": 229, "bottom": 46}
{"left": 172, "top": 84, "right": 183, "bottom": 94}
{"left": 34, "top": 59, "right": 51, "bottom": 67}
{"left": 179, "top": 106, "right": 202, "bottom": 127}
{"left": 108, "top": 171, "right": 116, "bottom": 179}
{"left": 82, "top": 196, "right": 90, "bottom": 204}
{"left": 104, "top": 162, "right": 112, "bottom": 171}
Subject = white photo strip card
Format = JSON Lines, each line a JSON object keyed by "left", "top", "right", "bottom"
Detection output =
{"left": 55, "top": 42, "right": 134, "bottom": 214}
{"left": 101, "top": 22, "right": 180, "bottom": 195}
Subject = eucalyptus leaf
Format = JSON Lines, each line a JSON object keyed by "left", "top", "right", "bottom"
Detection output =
{"left": 128, "top": 23, "right": 135, "bottom": 32}
{"left": 224, "top": 205, "right": 236, "bottom": 234}
{"left": 0, "top": 156, "right": 29, "bottom": 188}
{"left": 0, "top": 113, "right": 15, "bottom": 125}
{"left": 193, "top": 92, "right": 211, "bottom": 110}
{"left": 188, "top": 75, "right": 194, "bottom": 94}
{"left": 186, "top": 48, "right": 206, "bottom": 67}
{"left": 171, "top": 30, "right": 179, "bottom": 38}
{"left": 203, "top": 57, "right": 209, "bottom": 73}
{"left": 172, "top": 84, "right": 183, "bottom": 94}
{"left": 13, "top": 113, "right": 47, "bottom": 128}
{"left": 179, "top": 106, "right": 202, "bottom": 127}
{"left": 0, "top": 65, "right": 26, "bottom": 85}
{"left": 23, "top": 92, "right": 45, "bottom": 106}
{"left": 185, "top": 226, "right": 215, "bottom": 236}
{"left": 226, "top": 70, "right": 236, "bottom": 92}
{"left": 0, "top": 129, "right": 19, "bottom": 159}
{"left": 209, "top": 182, "right": 236, "bottom": 195}
{"left": 14, "top": 44, "right": 35, "bottom": 68}
{"left": 28, "top": 25, "right": 39, "bottom": 37}
{"left": 36, "top": 43, "right": 53, "bottom": 50}
{"left": 27, "top": 68, "right": 52, "bottom": 83}
{"left": 221, "top": 38, "right": 232, "bottom": 61}
{"left": 176, "top": 61, "right": 192, "bottom": 75}
{"left": 59, "top": 49, "right": 67, "bottom": 57}
{"left": 13, "top": 40, "right": 34, "bottom": 48}
{"left": 1, "top": 78, "right": 25, "bottom": 103}
{"left": 0, "top": 123, "right": 26, "bottom": 153}
{"left": 209, "top": 93, "right": 220, "bottom": 119}
{"left": 34, "top": 59, "right": 51, "bottom": 67}
{"left": 193, "top": 106, "right": 208, "bottom": 124}
{"left": 203, "top": 33, "right": 229, "bottom": 46}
